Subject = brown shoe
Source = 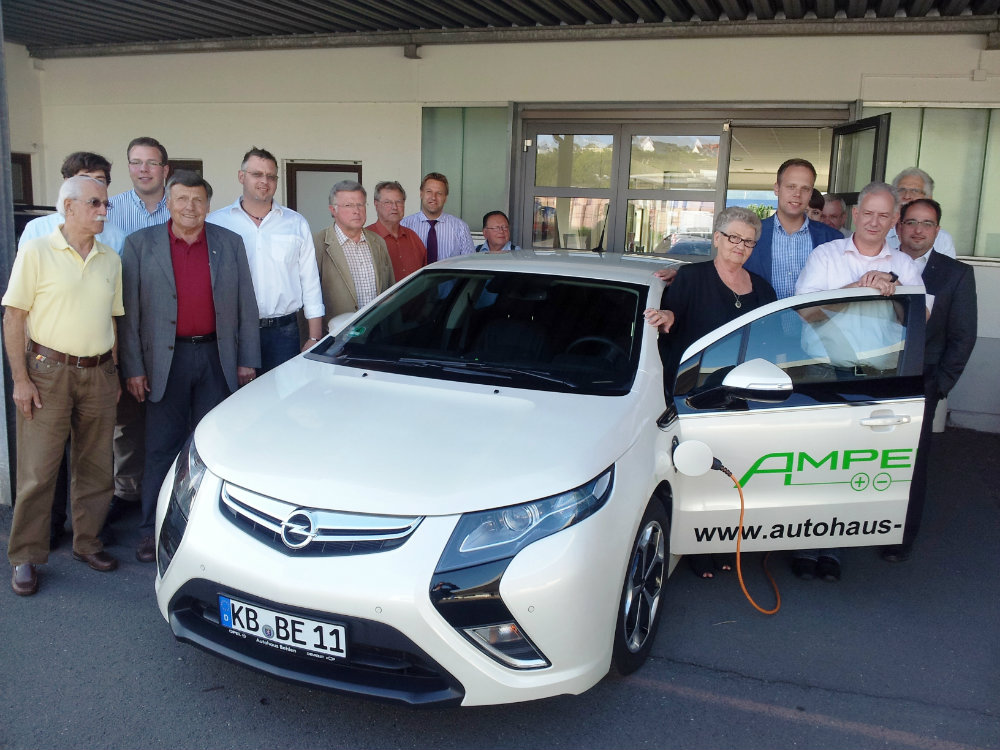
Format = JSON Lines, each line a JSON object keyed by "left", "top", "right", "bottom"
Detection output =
{"left": 72, "top": 550, "right": 119, "bottom": 572}
{"left": 12, "top": 563, "right": 39, "bottom": 596}
{"left": 136, "top": 535, "right": 156, "bottom": 563}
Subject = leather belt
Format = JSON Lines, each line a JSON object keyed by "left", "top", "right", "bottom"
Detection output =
{"left": 29, "top": 341, "right": 113, "bottom": 368}
{"left": 175, "top": 333, "right": 217, "bottom": 344}
{"left": 259, "top": 311, "right": 298, "bottom": 328}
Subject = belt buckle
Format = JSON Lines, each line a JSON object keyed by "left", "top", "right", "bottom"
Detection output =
{"left": 73, "top": 355, "right": 84, "bottom": 369}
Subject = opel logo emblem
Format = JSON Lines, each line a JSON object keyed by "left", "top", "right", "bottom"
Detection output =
{"left": 280, "top": 510, "right": 317, "bottom": 549}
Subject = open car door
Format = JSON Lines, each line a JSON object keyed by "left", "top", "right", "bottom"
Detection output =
{"left": 664, "top": 287, "right": 926, "bottom": 555}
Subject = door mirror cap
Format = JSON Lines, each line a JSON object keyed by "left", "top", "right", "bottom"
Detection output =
{"left": 327, "top": 312, "right": 355, "bottom": 336}
{"left": 721, "top": 357, "right": 792, "bottom": 392}
{"left": 673, "top": 440, "right": 715, "bottom": 477}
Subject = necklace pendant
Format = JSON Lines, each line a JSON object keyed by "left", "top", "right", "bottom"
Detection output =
{"left": 734, "top": 299, "right": 742, "bottom": 309}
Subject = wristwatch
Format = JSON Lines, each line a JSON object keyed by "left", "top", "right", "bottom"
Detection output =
{"left": 887, "top": 271, "right": 899, "bottom": 283}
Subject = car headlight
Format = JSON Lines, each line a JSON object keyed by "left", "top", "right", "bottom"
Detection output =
{"left": 171, "top": 436, "right": 208, "bottom": 519}
{"left": 435, "top": 467, "right": 613, "bottom": 574}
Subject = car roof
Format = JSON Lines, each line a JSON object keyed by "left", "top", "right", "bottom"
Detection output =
{"left": 433, "top": 250, "right": 683, "bottom": 286}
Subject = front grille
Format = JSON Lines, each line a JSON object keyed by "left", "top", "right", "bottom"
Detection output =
{"left": 169, "top": 579, "right": 464, "bottom": 706}
{"left": 220, "top": 483, "right": 422, "bottom": 556}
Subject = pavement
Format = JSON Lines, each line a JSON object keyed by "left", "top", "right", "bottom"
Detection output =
{"left": 1, "top": 426, "right": 997, "bottom": 750}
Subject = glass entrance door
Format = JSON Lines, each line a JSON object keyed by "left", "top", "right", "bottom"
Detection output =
{"left": 519, "top": 122, "right": 727, "bottom": 256}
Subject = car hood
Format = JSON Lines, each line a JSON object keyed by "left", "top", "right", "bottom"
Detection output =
{"left": 194, "top": 356, "right": 649, "bottom": 516}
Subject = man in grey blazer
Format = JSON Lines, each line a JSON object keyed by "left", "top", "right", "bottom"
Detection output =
{"left": 314, "top": 180, "right": 395, "bottom": 332}
{"left": 120, "top": 171, "right": 260, "bottom": 563}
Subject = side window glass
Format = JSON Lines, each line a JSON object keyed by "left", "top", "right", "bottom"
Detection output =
{"left": 745, "top": 297, "right": 908, "bottom": 385}
{"left": 674, "top": 329, "right": 743, "bottom": 396}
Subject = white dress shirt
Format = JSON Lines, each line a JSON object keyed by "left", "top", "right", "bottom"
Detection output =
{"left": 207, "top": 199, "right": 324, "bottom": 320}
{"left": 796, "top": 235, "right": 926, "bottom": 296}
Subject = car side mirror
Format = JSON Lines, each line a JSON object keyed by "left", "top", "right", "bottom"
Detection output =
{"left": 720, "top": 357, "right": 793, "bottom": 403}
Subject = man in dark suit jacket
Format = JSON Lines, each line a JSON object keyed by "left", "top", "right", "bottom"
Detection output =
{"left": 885, "top": 198, "right": 977, "bottom": 561}
{"left": 743, "top": 158, "right": 842, "bottom": 299}
{"left": 120, "top": 171, "right": 260, "bottom": 563}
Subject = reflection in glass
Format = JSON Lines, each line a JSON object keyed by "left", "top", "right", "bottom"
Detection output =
{"left": 629, "top": 135, "right": 719, "bottom": 190}
{"left": 832, "top": 129, "right": 876, "bottom": 194}
{"left": 535, "top": 135, "right": 614, "bottom": 189}
{"left": 532, "top": 197, "right": 609, "bottom": 250}
{"left": 625, "top": 199, "right": 714, "bottom": 255}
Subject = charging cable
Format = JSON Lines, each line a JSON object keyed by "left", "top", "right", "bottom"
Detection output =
{"left": 711, "top": 459, "right": 781, "bottom": 616}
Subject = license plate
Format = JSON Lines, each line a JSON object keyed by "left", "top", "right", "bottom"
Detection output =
{"left": 218, "top": 595, "right": 347, "bottom": 660}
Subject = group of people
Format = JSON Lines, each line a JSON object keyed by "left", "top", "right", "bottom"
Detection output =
{"left": 646, "top": 159, "right": 977, "bottom": 581}
{"left": 6, "top": 135, "right": 514, "bottom": 596}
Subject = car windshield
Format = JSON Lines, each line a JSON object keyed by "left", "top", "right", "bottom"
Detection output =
{"left": 309, "top": 269, "right": 647, "bottom": 395}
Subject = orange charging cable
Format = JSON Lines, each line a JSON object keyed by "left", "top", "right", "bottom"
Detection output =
{"left": 717, "top": 463, "right": 780, "bottom": 615}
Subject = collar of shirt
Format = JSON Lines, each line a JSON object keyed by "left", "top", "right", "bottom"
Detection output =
{"left": 335, "top": 223, "right": 368, "bottom": 247}
{"left": 775, "top": 215, "right": 812, "bottom": 237}
{"left": 124, "top": 188, "right": 167, "bottom": 213}
{"left": 846, "top": 236, "right": 892, "bottom": 260}
{"left": 50, "top": 227, "right": 110, "bottom": 265}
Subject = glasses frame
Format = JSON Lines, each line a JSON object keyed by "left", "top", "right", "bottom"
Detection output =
{"left": 718, "top": 230, "right": 757, "bottom": 250}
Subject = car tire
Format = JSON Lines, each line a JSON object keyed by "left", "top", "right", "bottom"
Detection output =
{"left": 612, "top": 498, "right": 669, "bottom": 675}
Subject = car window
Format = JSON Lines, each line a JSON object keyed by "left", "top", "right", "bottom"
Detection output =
{"left": 309, "top": 270, "right": 648, "bottom": 395}
{"left": 675, "top": 295, "right": 918, "bottom": 402}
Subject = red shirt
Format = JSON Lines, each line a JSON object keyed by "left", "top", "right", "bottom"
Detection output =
{"left": 168, "top": 220, "right": 216, "bottom": 336}
{"left": 366, "top": 221, "right": 427, "bottom": 280}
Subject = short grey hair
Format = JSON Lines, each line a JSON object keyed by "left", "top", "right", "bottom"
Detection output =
{"left": 714, "top": 206, "right": 763, "bottom": 240}
{"left": 329, "top": 180, "right": 366, "bottom": 206}
{"left": 57, "top": 175, "right": 104, "bottom": 217}
{"left": 374, "top": 181, "right": 406, "bottom": 202}
{"left": 891, "top": 167, "right": 934, "bottom": 197}
{"left": 858, "top": 181, "right": 900, "bottom": 213}
{"left": 823, "top": 194, "right": 847, "bottom": 213}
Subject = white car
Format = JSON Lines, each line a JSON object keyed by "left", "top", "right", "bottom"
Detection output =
{"left": 154, "top": 252, "right": 927, "bottom": 706}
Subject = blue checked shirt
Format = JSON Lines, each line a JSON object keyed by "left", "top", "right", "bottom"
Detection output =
{"left": 770, "top": 217, "right": 816, "bottom": 299}
{"left": 400, "top": 211, "right": 475, "bottom": 260}
{"left": 108, "top": 189, "right": 170, "bottom": 236}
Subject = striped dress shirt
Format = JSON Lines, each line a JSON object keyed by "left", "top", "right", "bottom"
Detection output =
{"left": 108, "top": 189, "right": 170, "bottom": 236}
{"left": 770, "top": 217, "right": 816, "bottom": 299}
{"left": 400, "top": 211, "right": 475, "bottom": 260}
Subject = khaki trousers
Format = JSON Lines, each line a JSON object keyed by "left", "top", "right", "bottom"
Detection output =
{"left": 7, "top": 353, "right": 118, "bottom": 565}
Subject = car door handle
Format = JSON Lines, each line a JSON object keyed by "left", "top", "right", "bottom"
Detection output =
{"left": 860, "top": 415, "right": 911, "bottom": 427}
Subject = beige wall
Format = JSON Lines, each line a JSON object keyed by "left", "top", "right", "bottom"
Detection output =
{"left": 9, "top": 33, "right": 1000, "bottom": 208}
{"left": 5, "top": 42, "right": 45, "bottom": 199}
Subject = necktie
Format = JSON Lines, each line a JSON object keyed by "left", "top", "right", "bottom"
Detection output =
{"left": 426, "top": 219, "right": 438, "bottom": 264}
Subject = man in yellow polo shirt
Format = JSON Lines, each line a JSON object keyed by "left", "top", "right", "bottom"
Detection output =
{"left": 3, "top": 175, "right": 124, "bottom": 596}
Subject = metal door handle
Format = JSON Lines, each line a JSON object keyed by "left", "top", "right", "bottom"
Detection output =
{"left": 860, "top": 415, "right": 910, "bottom": 426}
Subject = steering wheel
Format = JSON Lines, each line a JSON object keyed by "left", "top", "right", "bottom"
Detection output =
{"left": 565, "top": 336, "right": 628, "bottom": 365}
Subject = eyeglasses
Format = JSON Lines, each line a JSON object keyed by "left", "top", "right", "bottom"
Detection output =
{"left": 484, "top": 225, "right": 510, "bottom": 232}
{"left": 901, "top": 219, "right": 938, "bottom": 229}
{"left": 337, "top": 203, "right": 366, "bottom": 211}
{"left": 378, "top": 199, "right": 405, "bottom": 207}
{"left": 77, "top": 197, "right": 112, "bottom": 210}
{"left": 719, "top": 231, "right": 757, "bottom": 249}
{"left": 897, "top": 187, "right": 926, "bottom": 197}
{"left": 242, "top": 170, "right": 278, "bottom": 182}
{"left": 128, "top": 159, "right": 165, "bottom": 168}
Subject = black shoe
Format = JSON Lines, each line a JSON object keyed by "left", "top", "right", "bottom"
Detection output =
{"left": 791, "top": 556, "right": 817, "bottom": 580}
{"left": 882, "top": 544, "right": 912, "bottom": 563}
{"left": 817, "top": 555, "right": 841, "bottom": 582}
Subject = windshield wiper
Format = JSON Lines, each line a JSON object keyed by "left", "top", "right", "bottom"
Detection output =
{"left": 443, "top": 361, "right": 579, "bottom": 388}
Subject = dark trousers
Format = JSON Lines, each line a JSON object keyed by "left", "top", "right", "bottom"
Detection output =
{"left": 259, "top": 319, "right": 300, "bottom": 374}
{"left": 902, "top": 381, "right": 940, "bottom": 548}
{"left": 140, "top": 342, "right": 230, "bottom": 533}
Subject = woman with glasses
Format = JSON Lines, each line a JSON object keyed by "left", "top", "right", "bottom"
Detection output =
{"left": 644, "top": 206, "right": 776, "bottom": 579}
